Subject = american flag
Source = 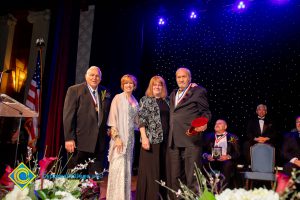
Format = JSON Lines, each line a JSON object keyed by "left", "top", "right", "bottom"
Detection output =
{"left": 25, "top": 50, "right": 41, "bottom": 152}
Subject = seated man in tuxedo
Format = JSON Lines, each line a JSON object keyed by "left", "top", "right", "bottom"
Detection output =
{"left": 202, "top": 119, "right": 240, "bottom": 188}
{"left": 243, "top": 104, "right": 278, "bottom": 166}
{"left": 282, "top": 115, "right": 300, "bottom": 176}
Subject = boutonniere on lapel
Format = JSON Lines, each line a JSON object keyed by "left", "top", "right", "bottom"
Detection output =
{"left": 101, "top": 90, "right": 110, "bottom": 101}
{"left": 228, "top": 135, "right": 238, "bottom": 144}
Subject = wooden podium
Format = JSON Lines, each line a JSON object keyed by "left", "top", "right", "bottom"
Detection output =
{"left": 0, "top": 94, "right": 38, "bottom": 118}
{"left": 0, "top": 93, "right": 38, "bottom": 167}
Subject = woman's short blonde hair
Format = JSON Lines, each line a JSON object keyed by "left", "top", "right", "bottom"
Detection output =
{"left": 121, "top": 74, "right": 137, "bottom": 91}
{"left": 145, "top": 75, "right": 168, "bottom": 99}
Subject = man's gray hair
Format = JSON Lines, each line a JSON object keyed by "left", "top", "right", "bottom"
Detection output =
{"left": 256, "top": 104, "right": 267, "bottom": 111}
{"left": 176, "top": 67, "right": 192, "bottom": 80}
{"left": 86, "top": 66, "right": 102, "bottom": 79}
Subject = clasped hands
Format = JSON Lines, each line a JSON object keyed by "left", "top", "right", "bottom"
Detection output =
{"left": 254, "top": 136, "right": 270, "bottom": 143}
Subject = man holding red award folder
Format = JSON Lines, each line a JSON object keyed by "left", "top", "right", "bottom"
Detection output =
{"left": 168, "top": 67, "right": 211, "bottom": 198}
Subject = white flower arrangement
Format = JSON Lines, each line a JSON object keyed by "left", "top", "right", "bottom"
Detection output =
{"left": 1, "top": 147, "right": 108, "bottom": 200}
{"left": 34, "top": 179, "right": 54, "bottom": 190}
{"left": 3, "top": 185, "right": 31, "bottom": 200}
{"left": 157, "top": 163, "right": 300, "bottom": 200}
{"left": 215, "top": 188, "right": 279, "bottom": 200}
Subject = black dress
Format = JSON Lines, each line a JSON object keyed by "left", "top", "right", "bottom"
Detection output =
{"left": 136, "top": 98, "right": 169, "bottom": 200}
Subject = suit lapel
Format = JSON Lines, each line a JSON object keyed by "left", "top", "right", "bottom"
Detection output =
{"left": 255, "top": 119, "right": 262, "bottom": 134}
{"left": 174, "top": 86, "right": 193, "bottom": 110}
{"left": 84, "top": 83, "right": 97, "bottom": 106}
{"left": 97, "top": 88, "right": 104, "bottom": 126}
{"left": 170, "top": 92, "right": 176, "bottom": 112}
{"left": 98, "top": 88, "right": 103, "bottom": 109}
{"left": 84, "top": 83, "right": 101, "bottom": 125}
{"left": 262, "top": 119, "right": 270, "bottom": 134}
{"left": 210, "top": 133, "right": 215, "bottom": 149}
{"left": 176, "top": 89, "right": 192, "bottom": 107}
{"left": 226, "top": 134, "right": 231, "bottom": 153}
{"left": 262, "top": 123, "right": 267, "bottom": 134}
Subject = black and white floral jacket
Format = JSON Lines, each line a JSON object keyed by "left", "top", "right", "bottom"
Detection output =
{"left": 138, "top": 96, "right": 169, "bottom": 144}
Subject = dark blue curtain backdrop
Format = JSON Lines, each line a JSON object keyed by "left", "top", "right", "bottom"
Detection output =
{"left": 40, "top": 0, "right": 79, "bottom": 158}
{"left": 90, "top": 2, "right": 145, "bottom": 98}
{"left": 141, "top": 1, "right": 300, "bottom": 139}
{"left": 90, "top": 2, "right": 146, "bottom": 170}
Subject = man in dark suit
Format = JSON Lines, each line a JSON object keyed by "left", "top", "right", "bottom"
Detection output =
{"left": 202, "top": 119, "right": 240, "bottom": 188}
{"left": 282, "top": 116, "right": 300, "bottom": 176}
{"left": 243, "top": 104, "right": 277, "bottom": 166}
{"left": 63, "top": 66, "right": 110, "bottom": 175}
{"left": 168, "top": 67, "right": 211, "bottom": 197}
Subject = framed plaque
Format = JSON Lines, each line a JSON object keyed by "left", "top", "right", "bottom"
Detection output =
{"left": 212, "top": 146, "right": 222, "bottom": 159}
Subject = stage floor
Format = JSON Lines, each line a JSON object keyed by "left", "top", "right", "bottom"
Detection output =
{"left": 98, "top": 171, "right": 275, "bottom": 199}
{"left": 100, "top": 175, "right": 137, "bottom": 200}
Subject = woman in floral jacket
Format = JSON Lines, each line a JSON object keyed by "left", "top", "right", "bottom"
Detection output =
{"left": 135, "top": 76, "right": 170, "bottom": 200}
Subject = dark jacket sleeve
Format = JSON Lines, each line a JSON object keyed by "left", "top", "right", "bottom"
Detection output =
{"left": 282, "top": 132, "right": 300, "bottom": 162}
{"left": 63, "top": 86, "right": 78, "bottom": 141}
{"left": 196, "top": 87, "right": 212, "bottom": 121}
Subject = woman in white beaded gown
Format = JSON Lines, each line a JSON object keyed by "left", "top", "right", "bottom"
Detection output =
{"left": 106, "top": 74, "right": 139, "bottom": 200}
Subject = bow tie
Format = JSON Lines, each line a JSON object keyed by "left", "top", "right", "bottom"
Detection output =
{"left": 216, "top": 134, "right": 224, "bottom": 138}
{"left": 258, "top": 118, "right": 264, "bottom": 121}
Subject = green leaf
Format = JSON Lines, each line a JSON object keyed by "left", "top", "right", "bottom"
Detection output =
{"left": 71, "top": 190, "right": 81, "bottom": 198}
{"left": 36, "top": 190, "right": 48, "bottom": 200}
{"left": 28, "top": 184, "right": 38, "bottom": 199}
{"left": 198, "top": 188, "right": 216, "bottom": 200}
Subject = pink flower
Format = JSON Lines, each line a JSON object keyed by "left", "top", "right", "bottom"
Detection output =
{"left": 276, "top": 172, "right": 290, "bottom": 195}
{"left": 0, "top": 165, "right": 14, "bottom": 190}
{"left": 81, "top": 179, "right": 100, "bottom": 199}
{"left": 38, "top": 157, "right": 57, "bottom": 190}
{"left": 38, "top": 157, "right": 57, "bottom": 177}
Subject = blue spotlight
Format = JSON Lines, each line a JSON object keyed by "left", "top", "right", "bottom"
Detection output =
{"left": 237, "top": 1, "right": 246, "bottom": 9}
{"left": 190, "top": 11, "right": 197, "bottom": 19}
{"left": 158, "top": 18, "right": 165, "bottom": 25}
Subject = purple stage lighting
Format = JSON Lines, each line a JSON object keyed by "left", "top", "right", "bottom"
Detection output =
{"left": 272, "top": 0, "right": 289, "bottom": 5}
{"left": 190, "top": 11, "right": 197, "bottom": 19}
{"left": 237, "top": 1, "right": 246, "bottom": 9}
{"left": 158, "top": 18, "right": 165, "bottom": 25}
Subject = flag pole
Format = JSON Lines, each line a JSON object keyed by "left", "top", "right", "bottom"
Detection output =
{"left": 36, "top": 38, "right": 44, "bottom": 118}
{"left": 36, "top": 38, "right": 45, "bottom": 152}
